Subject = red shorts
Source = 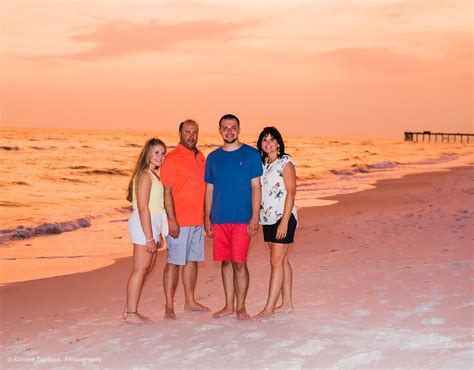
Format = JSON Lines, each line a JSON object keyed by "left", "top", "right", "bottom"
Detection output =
{"left": 213, "top": 224, "right": 251, "bottom": 262}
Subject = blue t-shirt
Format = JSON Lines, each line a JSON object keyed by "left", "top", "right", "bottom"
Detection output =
{"left": 205, "top": 144, "right": 263, "bottom": 224}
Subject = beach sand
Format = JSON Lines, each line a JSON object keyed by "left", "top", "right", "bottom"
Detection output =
{"left": 1, "top": 166, "right": 472, "bottom": 369}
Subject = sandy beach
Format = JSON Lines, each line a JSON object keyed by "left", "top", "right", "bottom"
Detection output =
{"left": 1, "top": 166, "right": 472, "bottom": 369}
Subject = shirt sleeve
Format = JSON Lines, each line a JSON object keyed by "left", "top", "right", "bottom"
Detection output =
{"left": 250, "top": 148, "right": 263, "bottom": 179}
{"left": 160, "top": 156, "right": 176, "bottom": 187}
{"left": 204, "top": 153, "right": 214, "bottom": 184}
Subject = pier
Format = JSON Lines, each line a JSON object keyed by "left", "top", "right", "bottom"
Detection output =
{"left": 404, "top": 131, "right": 473, "bottom": 143}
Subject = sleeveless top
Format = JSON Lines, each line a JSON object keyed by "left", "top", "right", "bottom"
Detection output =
{"left": 131, "top": 169, "right": 165, "bottom": 214}
{"left": 260, "top": 155, "right": 298, "bottom": 225}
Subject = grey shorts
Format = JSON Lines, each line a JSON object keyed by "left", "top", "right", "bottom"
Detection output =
{"left": 166, "top": 226, "right": 204, "bottom": 265}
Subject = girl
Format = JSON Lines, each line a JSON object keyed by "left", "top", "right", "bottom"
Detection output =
{"left": 123, "top": 138, "right": 168, "bottom": 324}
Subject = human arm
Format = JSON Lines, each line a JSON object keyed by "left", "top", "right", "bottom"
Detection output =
{"left": 163, "top": 186, "right": 180, "bottom": 238}
{"left": 136, "top": 172, "right": 158, "bottom": 253}
{"left": 276, "top": 162, "right": 296, "bottom": 240}
{"left": 204, "top": 183, "right": 214, "bottom": 238}
{"left": 247, "top": 176, "right": 261, "bottom": 238}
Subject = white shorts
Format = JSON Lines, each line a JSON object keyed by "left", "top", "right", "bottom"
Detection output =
{"left": 128, "top": 210, "right": 169, "bottom": 245}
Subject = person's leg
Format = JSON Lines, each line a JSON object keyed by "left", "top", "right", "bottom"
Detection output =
{"left": 232, "top": 261, "right": 250, "bottom": 320}
{"left": 276, "top": 253, "right": 294, "bottom": 312}
{"left": 212, "top": 225, "right": 235, "bottom": 318}
{"left": 252, "top": 243, "right": 289, "bottom": 321}
{"left": 183, "top": 226, "right": 209, "bottom": 311}
{"left": 212, "top": 260, "right": 236, "bottom": 318}
{"left": 163, "top": 263, "right": 180, "bottom": 319}
{"left": 183, "top": 261, "right": 209, "bottom": 311}
{"left": 125, "top": 244, "right": 154, "bottom": 323}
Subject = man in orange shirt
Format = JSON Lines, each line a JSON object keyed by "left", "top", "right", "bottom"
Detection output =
{"left": 160, "top": 119, "right": 210, "bottom": 319}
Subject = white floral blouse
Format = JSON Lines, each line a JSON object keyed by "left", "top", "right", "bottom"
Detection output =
{"left": 260, "top": 155, "right": 298, "bottom": 225}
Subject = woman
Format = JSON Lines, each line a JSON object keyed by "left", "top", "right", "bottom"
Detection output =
{"left": 252, "top": 127, "right": 297, "bottom": 321}
{"left": 123, "top": 138, "right": 168, "bottom": 324}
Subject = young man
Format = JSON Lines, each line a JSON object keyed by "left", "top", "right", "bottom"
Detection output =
{"left": 204, "top": 114, "right": 262, "bottom": 320}
{"left": 160, "top": 119, "right": 209, "bottom": 319}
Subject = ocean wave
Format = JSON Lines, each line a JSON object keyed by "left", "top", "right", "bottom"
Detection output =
{"left": 413, "top": 154, "right": 459, "bottom": 165}
{"left": 330, "top": 161, "right": 399, "bottom": 176}
{"left": 0, "top": 217, "right": 91, "bottom": 244}
{"left": 1, "top": 146, "right": 19, "bottom": 151}
{"left": 70, "top": 165, "right": 90, "bottom": 169}
{"left": 367, "top": 161, "right": 399, "bottom": 169}
{"left": 81, "top": 168, "right": 128, "bottom": 176}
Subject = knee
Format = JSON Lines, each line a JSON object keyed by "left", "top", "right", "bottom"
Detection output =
{"left": 232, "top": 262, "right": 247, "bottom": 272}
{"left": 134, "top": 263, "right": 151, "bottom": 275}
{"left": 270, "top": 255, "right": 285, "bottom": 269}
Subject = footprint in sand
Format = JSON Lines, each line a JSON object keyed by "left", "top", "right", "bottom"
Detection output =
{"left": 422, "top": 317, "right": 446, "bottom": 326}
{"left": 195, "top": 324, "right": 221, "bottom": 332}
{"left": 188, "top": 348, "right": 216, "bottom": 359}
{"left": 289, "top": 338, "right": 332, "bottom": 356}
{"left": 351, "top": 309, "right": 371, "bottom": 317}
{"left": 337, "top": 350, "right": 383, "bottom": 368}
{"left": 271, "top": 340, "right": 294, "bottom": 348}
{"left": 242, "top": 331, "right": 265, "bottom": 339}
{"left": 159, "top": 349, "right": 182, "bottom": 360}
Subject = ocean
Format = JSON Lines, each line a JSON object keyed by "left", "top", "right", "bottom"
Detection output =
{"left": 1, "top": 127, "right": 473, "bottom": 283}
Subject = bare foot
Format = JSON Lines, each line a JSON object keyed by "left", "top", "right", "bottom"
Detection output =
{"left": 275, "top": 304, "right": 294, "bottom": 313}
{"left": 185, "top": 301, "right": 211, "bottom": 312}
{"left": 212, "top": 307, "right": 235, "bottom": 319}
{"left": 236, "top": 309, "right": 251, "bottom": 321}
{"left": 123, "top": 312, "right": 152, "bottom": 325}
{"left": 251, "top": 309, "right": 274, "bottom": 321}
{"left": 164, "top": 307, "right": 177, "bottom": 320}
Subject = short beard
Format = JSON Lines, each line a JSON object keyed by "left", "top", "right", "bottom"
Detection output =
{"left": 181, "top": 140, "right": 196, "bottom": 150}
{"left": 223, "top": 137, "right": 237, "bottom": 144}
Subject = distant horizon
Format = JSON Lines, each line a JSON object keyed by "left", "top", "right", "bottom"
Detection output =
{"left": 4, "top": 124, "right": 457, "bottom": 141}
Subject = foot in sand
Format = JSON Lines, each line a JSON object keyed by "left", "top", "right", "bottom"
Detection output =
{"left": 251, "top": 309, "right": 274, "bottom": 321}
{"left": 275, "top": 304, "right": 294, "bottom": 313}
{"left": 212, "top": 307, "right": 235, "bottom": 319}
{"left": 185, "top": 301, "right": 211, "bottom": 312}
{"left": 123, "top": 312, "right": 152, "bottom": 325}
{"left": 236, "top": 309, "right": 251, "bottom": 321}
{"left": 164, "top": 307, "right": 177, "bottom": 320}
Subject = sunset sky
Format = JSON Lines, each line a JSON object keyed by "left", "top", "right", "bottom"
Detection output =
{"left": 2, "top": 0, "right": 472, "bottom": 137}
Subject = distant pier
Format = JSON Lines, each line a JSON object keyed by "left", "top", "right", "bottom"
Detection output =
{"left": 404, "top": 131, "right": 473, "bottom": 143}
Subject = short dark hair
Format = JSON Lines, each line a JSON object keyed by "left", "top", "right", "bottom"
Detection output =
{"left": 257, "top": 126, "right": 287, "bottom": 163}
{"left": 179, "top": 119, "right": 197, "bottom": 132}
{"left": 219, "top": 114, "right": 240, "bottom": 127}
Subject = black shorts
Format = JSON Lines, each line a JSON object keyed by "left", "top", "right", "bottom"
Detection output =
{"left": 262, "top": 214, "right": 297, "bottom": 244}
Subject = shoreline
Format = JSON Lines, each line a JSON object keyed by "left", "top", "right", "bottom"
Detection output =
{"left": 1, "top": 162, "right": 472, "bottom": 286}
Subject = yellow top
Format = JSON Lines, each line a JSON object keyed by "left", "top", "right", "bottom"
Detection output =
{"left": 132, "top": 169, "right": 165, "bottom": 214}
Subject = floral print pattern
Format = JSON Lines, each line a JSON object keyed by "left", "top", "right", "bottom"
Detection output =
{"left": 260, "top": 155, "right": 298, "bottom": 225}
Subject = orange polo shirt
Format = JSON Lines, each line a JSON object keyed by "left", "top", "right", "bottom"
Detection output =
{"left": 160, "top": 143, "right": 206, "bottom": 226}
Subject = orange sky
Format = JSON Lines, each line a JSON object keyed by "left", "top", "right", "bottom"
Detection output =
{"left": 1, "top": 0, "right": 472, "bottom": 137}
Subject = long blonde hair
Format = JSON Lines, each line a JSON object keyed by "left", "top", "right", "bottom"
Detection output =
{"left": 126, "top": 138, "right": 166, "bottom": 202}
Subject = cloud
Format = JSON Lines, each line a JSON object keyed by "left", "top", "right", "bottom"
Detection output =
{"left": 316, "top": 47, "right": 425, "bottom": 74}
{"left": 29, "top": 18, "right": 260, "bottom": 62}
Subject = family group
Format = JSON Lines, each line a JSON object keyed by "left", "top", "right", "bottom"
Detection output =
{"left": 123, "top": 114, "right": 298, "bottom": 324}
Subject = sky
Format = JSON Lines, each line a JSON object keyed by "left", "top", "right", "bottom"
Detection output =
{"left": 1, "top": 0, "right": 472, "bottom": 137}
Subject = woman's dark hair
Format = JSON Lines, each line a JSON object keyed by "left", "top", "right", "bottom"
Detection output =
{"left": 257, "top": 126, "right": 287, "bottom": 163}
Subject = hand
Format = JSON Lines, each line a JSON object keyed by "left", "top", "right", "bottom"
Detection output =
{"left": 146, "top": 240, "right": 158, "bottom": 253}
{"left": 204, "top": 217, "right": 213, "bottom": 238}
{"left": 168, "top": 219, "right": 180, "bottom": 239}
{"left": 275, "top": 220, "right": 288, "bottom": 240}
{"left": 247, "top": 217, "right": 259, "bottom": 238}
